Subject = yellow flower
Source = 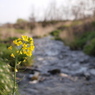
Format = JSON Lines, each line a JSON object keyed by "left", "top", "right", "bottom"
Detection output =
{"left": 18, "top": 61, "right": 21, "bottom": 65}
{"left": 16, "top": 51, "right": 19, "bottom": 53}
{"left": 15, "top": 69, "right": 18, "bottom": 72}
{"left": 19, "top": 51, "right": 22, "bottom": 54}
{"left": 11, "top": 53, "right": 15, "bottom": 58}
{"left": 23, "top": 59, "right": 26, "bottom": 62}
{"left": 29, "top": 40, "right": 34, "bottom": 45}
{"left": 30, "top": 45, "right": 35, "bottom": 50}
{"left": 26, "top": 51, "right": 32, "bottom": 57}
{"left": 17, "top": 38, "right": 22, "bottom": 41}
{"left": 8, "top": 46, "right": 12, "bottom": 50}
{"left": 22, "top": 43, "right": 27, "bottom": 50}
{"left": 29, "top": 37, "right": 33, "bottom": 41}
{"left": 17, "top": 41, "right": 23, "bottom": 46}
{"left": 21, "top": 35, "right": 28, "bottom": 42}
{"left": 13, "top": 40, "right": 18, "bottom": 45}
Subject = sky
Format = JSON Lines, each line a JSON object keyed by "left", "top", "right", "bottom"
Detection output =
{"left": 0, "top": 0, "right": 58, "bottom": 23}
{"left": 0, "top": 0, "right": 94, "bottom": 24}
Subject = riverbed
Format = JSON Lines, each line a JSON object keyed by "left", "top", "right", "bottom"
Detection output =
{"left": 19, "top": 36, "right": 95, "bottom": 95}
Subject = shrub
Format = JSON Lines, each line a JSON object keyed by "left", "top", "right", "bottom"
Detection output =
{"left": 50, "top": 30, "right": 60, "bottom": 36}
{"left": 75, "top": 38, "right": 87, "bottom": 49}
{"left": 50, "top": 30, "right": 62, "bottom": 40}
{"left": 77, "top": 31, "right": 95, "bottom": 48}
{"left": 16, "top": 18, "right": 27, "bottom": 24}
{"left": 68, "top": 31, "right": 95, "bottom": 50}
{"left": 92, "top": 21, "right": 95, "bottom": 26}
{"left": 67, "top": 40, "right": 79, "bottom": 50}
{"left": 83, "top": 38, "right": 95, "bottom": 56}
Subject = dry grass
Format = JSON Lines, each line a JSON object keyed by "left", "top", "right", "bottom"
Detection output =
{"left": 0, "top": 28, "right": 22, "bottom": 39}
{"left": 0, "top": 17, "right": 94, "bottom": 40}
{"left": 0, "top": 21, "right": 69, "bottom": 39}
{"left": 59, "top": 17, "right": 95, "bottom": 44}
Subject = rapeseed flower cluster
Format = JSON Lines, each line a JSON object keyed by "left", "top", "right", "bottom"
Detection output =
{"left": 8, "top": 35, "right": 35, "bottom": 58}
{"left": 7, "top": 35, "right": 35, "bottom": 95}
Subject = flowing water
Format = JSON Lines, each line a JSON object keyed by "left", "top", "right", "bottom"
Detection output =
{"left": 19, "top": 36, "right": 95, "bottom": 95}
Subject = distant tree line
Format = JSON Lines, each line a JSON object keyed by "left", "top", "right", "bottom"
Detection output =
{"left": 29, "top": 0, "right": 95, "bottom": 22}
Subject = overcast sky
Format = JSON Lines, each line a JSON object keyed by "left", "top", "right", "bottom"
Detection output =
{"left": 0, "top": 0, "right": 60, "bottom": 23}
{"left": 0, "top": 0, "right": 93, "bottom": 24}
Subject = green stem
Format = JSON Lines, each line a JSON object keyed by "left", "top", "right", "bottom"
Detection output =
{"left": 13, "top": 57, "right": 17, "bottom": 95}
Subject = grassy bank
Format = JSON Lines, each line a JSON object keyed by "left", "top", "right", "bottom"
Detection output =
{"left": 50, "top": 19, "right": 95, "bottom": 56}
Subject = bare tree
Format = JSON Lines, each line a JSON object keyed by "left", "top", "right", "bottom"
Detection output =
{"left": 30, "top": 0, "right": 95, "bottom": 22}
{"left": 71, "top": 5, "right": 80, "bottom": 20}
{"left": 92, "top": 0, "right": 95, "bottom": 16}
{"left": 43, "top": 0, "right": 64, "bottom": 21}
{"left": 62, "top": 6, "right": 70, "bottom": 20}
{"left": 71, "top": 0, "right": 93, "bottom": 20}
{"left": 29, "top": 6, "right": 36, "bottom": 22}
{"left": 43, "top": 0, "right": 57, "bottom": 21}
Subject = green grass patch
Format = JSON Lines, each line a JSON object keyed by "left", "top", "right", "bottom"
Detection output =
{"left": 92, "top": 21, "right": 95, "bottom": 26}
{"left": 0, "top": 60, "right": 19, "bottom": 95}
{"left": 50, "top": 29, "right": 62, "bottom": 41}
{"left": 70, "top": 20, "right": 83, "bottom": 27}
{"left": 66, "top": 31, "right": 95, "bottom": 56}
{"left": 83, "top": 38, "right": 95, "bottom": 56}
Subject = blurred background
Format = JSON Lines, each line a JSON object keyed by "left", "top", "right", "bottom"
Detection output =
{"left": 0, "top": 0, "right": 95, "bottom": 48}
{"left": 0, "top": 0, "right": 95, "bottom": 95}
{"left": 0, "top": 0, "right": 95, "bottom": 55}
{"left": 0, "top": 0, "right": 95, "bottom": 40}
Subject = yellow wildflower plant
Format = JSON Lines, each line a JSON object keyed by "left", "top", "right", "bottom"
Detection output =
{"left": 11, "top": 53, "right": 15, "bottom": 58}
{"left": 7, "top": 35, "right": 35, "bottom": 95}
{"left": 8, "top": 46, "right": 12, "bottom": 50}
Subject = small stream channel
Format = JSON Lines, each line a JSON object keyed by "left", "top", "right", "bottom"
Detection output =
{"left": 18, "top": 36, "right": 95, "bottom": 95}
